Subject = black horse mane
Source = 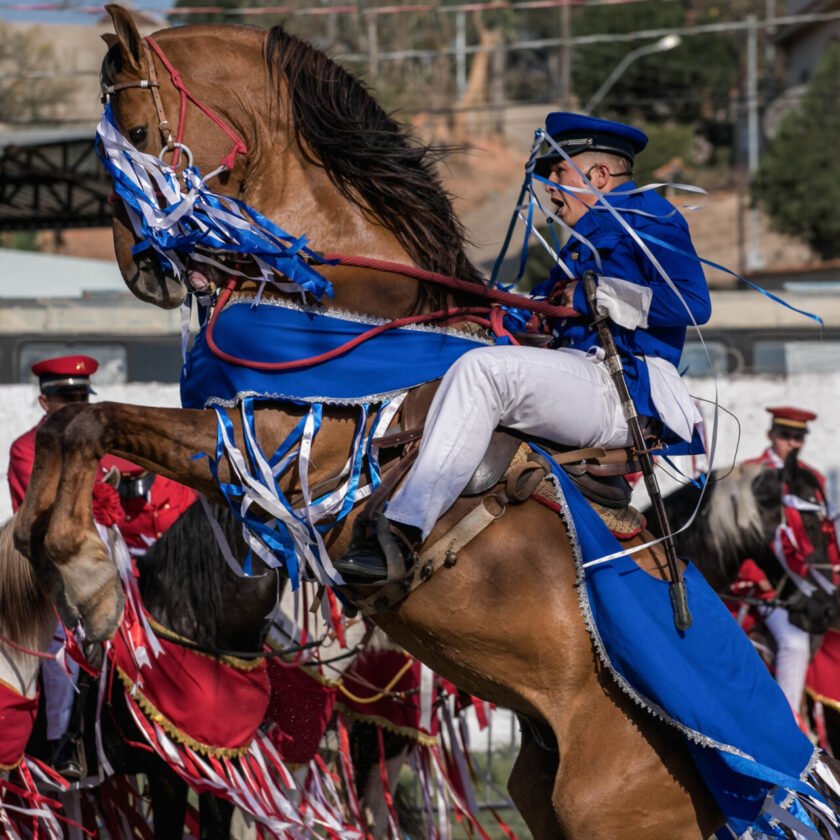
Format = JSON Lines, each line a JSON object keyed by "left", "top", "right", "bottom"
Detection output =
{"left": 264, "top": 26, "right": 486, "bottom": 310}
{"left": 137, "top": 500, "right": 248, "bottom": 649}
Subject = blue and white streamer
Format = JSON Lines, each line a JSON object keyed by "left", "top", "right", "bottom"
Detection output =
{"left": 96, "top": 105, "right": 333, "bottom": 301}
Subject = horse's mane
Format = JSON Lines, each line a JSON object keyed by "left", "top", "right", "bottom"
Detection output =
{"left": 703, "top": 462, "right": 766, "bottom": 567}
{"left": 264, "top": 26, "right": 486, "bottom": 309}
{"left": 658, "top": 462, "right": 766, "bottom": 591}
{"left": 137, "top": 500, "right": 247, "bottom": 648}
{"left": 0, "top": 516, "right": 54, "bottom": 648}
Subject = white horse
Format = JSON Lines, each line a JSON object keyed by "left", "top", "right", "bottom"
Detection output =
{"left": 0, "top": 515, "right": 66, "bottom": 837}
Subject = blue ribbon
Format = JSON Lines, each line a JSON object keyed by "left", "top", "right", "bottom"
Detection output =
{"left": 638, "top": 231, "right": 824, "bottom": 329}
{"left": 96, "top": 106, "right": 334, "bottom": 301}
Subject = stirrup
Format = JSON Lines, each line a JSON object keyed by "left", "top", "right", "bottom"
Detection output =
{"left": 375, "top": 514, "right": 418, "bottom": 584}
{"left": 336, "top": 515, "right": 418, "bottom": 586}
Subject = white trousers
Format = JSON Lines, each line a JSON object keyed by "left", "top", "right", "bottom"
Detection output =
{"left": 762, "top": 607, "right": 811, "bottom": 713}
{"left": 387, "top": 346, "right": 632, "bottom": 539}
{"left": 43, "top": 623, "right": 79, "bottom": 742}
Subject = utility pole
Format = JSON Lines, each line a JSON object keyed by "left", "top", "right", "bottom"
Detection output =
{"left": 561, "top": 0, "right": 571, "bottom": 108}
{"left": 367, "top": 15, "right": 379, "bottom": 78}
{"left": 746, "top": 14, "right": 764, "bottom": 271}
{"left": 455, "top": 10, "right": 467, "bottom": 100}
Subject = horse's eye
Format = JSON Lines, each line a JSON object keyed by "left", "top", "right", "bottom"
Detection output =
{"left": 129, "top": 126, "right": 147, "bottom": 143}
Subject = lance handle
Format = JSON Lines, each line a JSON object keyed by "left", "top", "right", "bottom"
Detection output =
{"left": 582, "top": 271, "right": 692, "bottom": 631}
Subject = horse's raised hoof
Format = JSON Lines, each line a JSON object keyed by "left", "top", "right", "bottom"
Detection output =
{"left": 47, "top": 530, "right": 125, "bottom": 642}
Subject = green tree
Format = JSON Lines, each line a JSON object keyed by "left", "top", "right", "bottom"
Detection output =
{"left": 751, "top": 43, "right": 840, "bottom": 260}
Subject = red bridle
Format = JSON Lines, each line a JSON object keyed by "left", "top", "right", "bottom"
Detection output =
{"left": 102, "top": 36, "right": 248, "bottom": 173}
{"left": 102, "top": 35, "right": 579, "bottom": 371}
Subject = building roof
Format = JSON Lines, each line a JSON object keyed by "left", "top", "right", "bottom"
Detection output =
{"left": 0, "top": 125, "right": 112, "bottom": 230}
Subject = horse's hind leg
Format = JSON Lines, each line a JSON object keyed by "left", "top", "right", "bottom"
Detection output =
{"left": 198, "top": 793, "right": 234, "bottom": 840}
{"left": 507, "top": 719, "right": 565, "bottom": 840}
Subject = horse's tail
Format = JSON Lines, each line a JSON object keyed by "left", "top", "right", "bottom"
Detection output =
{"left": 0, "top": 515, "right": 55, "bottom": 650}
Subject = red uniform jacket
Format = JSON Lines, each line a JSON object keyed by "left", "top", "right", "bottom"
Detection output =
{"left": 7, "top": 422, "right": 41, "bottom": 513}
{"left": 115, "top": 476, "right": 197, "bottom": 553}
{"left": 8, "top": 418, "right": 196, "bottom": 551}
{"left": 732, "top": 447, "right": 839, "bottom": 595}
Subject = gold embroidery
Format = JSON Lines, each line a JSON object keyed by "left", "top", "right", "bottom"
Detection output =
{"left": 146, "top": 615, "right": 264, "bottom": 672}
{"left": 115, "top": 666, "right": 253, "bottom": 758}
{"left": 334, "top": 706, "right": 436, "bottom": 747}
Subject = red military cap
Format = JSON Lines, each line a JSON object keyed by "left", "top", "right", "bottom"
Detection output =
{"left": 31, "top": 355, "right": 98, "bottom": 395}
{"left": 766, "top": 406, "right": 817, "bottom": 431}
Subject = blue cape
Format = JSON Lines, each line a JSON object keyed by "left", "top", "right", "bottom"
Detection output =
{"left": 542, "top": 452, "right": 832, "bottom": 837}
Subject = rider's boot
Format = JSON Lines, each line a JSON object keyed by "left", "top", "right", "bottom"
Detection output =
{"left": 49, "top": 735, "right": 84, "bottom": 782}
{"left": 334, "top": 514, "right": 421, "bottom": 584}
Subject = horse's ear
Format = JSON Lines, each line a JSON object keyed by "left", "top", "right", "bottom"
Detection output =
{"left": 105, "top": 4, "right": 143, "bottom": 72}
{"left": 101, "top": 33, "right": 119, "bottom": 49}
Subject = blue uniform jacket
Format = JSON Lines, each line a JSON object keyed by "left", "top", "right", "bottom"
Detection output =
{"left": 531, "top": 182, "right": 711, "bottom": 445}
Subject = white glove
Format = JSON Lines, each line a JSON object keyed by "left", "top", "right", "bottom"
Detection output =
{"left": 594, "top": 276, "right": 652, "bottom": 331}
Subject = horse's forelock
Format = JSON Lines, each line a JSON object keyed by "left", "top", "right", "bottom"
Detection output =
{"left": 0, "top": 516, "right": 54, "bottom": 648}
{"left": 263, "top": 25, "right": 486, "bottom": 310}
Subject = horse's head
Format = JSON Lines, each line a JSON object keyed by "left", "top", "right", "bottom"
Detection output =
{"left": 752, "top": 451, "right": 832, "bottom": 576}
{"left": 99, "top": 6, "right": 484, "bottom": 316}
{"left": 100, "top": 5, "right": 261, "bottom": 308}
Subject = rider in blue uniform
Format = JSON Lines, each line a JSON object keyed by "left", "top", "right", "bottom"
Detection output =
{"left": 336, "top": 112, "right": 711, "bottom": 582}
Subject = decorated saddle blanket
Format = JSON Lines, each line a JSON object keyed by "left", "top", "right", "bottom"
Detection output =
{"left": 111, "top": 618, "right": 269, "bottom": 755}
{"left": 181, "top": 296, "right": 492, "bottom": 409}
{"left": 807, "top": 628, "right": 840, "bottom": 714}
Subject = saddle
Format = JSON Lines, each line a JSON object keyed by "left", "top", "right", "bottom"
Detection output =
{"left": 347, "top": 381, "right": 648, "bottom": 615}
{"left": 373, "top": 380, "right": 647, "bottom": 511}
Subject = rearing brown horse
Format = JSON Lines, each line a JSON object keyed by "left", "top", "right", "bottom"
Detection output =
{"left": 14, "top": 8, "right": 725, "bottom": 837}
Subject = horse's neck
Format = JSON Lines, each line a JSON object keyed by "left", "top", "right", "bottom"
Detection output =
{"left": 138, "top": 503, "right": 279, "bottom": 653}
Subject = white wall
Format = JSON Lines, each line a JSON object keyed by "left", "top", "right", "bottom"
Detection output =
{"left": 647, "top": 373, "right": 840, "bottom": 506}
{"left": 2, "top": 372, "right": 838, "bottom": 518}
{"left": 0, "top": 383, "right": 181, "bottom": 520}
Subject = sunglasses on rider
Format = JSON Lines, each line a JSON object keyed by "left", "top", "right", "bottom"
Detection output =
{"left": 775, "top": 428, "right": 807, "bottom": 442}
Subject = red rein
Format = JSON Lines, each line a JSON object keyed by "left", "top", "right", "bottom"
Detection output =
{"left": 138, "top": 36, "right": 578, "bottom": 369}
{"left": 206, "top": 261, "right": 578, "bottom": 372}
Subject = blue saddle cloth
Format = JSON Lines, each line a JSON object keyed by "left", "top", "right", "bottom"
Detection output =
{"left": 543, "top": 453, "right": 837, "bottom": 838}
{"left": 181, "top": 299, "right": 490, "bottom": 408}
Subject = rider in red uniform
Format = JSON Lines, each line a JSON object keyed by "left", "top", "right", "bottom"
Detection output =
{"left": 732, "top": 407, "right": 840, "bottom": 719}
{"left": 8, "top": 355, "right": 97, "bottom": 512}
{"left": 7, "top": 355, "right": 196, "bottom": 778}
{"left": 99, "top": 455, "right": 197, "bottom": 555}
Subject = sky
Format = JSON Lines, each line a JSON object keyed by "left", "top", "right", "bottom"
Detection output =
{"left": 0, "top": 0, "right": 171, "bottom": 25}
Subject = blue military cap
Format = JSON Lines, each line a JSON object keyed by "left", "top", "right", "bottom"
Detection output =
{"left": 535, "top": 112, "right": 648, "bottom": 177}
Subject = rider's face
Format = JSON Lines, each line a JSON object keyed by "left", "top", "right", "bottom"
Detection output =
{"left": 769, "top": 428, "right": 807, "bottom": 461}
{"left": 545, "top": 159, "right": 602, "bottom": 227}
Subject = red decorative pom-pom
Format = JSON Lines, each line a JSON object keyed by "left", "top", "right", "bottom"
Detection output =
{"left": 92, "top": 482, "right": 125, "bottom": 527}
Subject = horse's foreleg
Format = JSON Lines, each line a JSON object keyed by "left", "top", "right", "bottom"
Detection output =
{"left": 14, "top": 403, "right": 88, "bottom": 561}
{"left": 20, "top": 403, "right": 221, "bottom": 641}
